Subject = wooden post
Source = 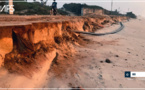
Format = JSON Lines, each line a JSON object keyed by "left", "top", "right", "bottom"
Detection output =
{"left": 9, "top": 0, "right": 13, "bottom": 14}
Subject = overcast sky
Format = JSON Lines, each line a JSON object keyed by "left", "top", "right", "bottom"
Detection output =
{"left": 26, "top": 0, "right": 145, "bottom": 17}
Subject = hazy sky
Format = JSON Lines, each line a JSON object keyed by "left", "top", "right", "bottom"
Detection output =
{"left": 26, "top": 0, "right": 145, "bottom": 17}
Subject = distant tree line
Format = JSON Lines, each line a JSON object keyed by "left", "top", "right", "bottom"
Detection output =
{"left": 0, "top": 0, "right": 68, "bottom": 15}
{"left": 63, "top": 3, "right": 82, "bottom": 16}
{"left": 126, "top": 12, "right": 137, "bottom": 18}
{"left": 63, "top": 3, "right": 120, "bottom": 16}
{"left": 13, "top": 2, "right": 68, "bottom": 15}
{"left": 63, "top": 3, "right": 137, "bottom": 18}
{"left": 63, "top": 3, "right": 104, "bottom": 16}
{"left": 0, "top": 1, "right": 137, "bottom": 18}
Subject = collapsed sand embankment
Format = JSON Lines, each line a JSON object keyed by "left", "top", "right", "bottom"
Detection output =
{"left": 0, "top": 15, "right": 129, "bottom": 76}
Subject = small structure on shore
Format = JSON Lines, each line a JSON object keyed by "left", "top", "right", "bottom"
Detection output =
{"left": 81, "top": 7, "right": 104, "bottom": 16}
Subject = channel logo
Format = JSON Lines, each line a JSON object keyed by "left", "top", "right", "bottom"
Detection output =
{"left": 0, "top": 5, "right": 14, "bottom": 14}
{"left": 125, "top": 71, "right": 131, "bottom": 78}
{"left": 125, "top": 71, "right": 145, "bottom": 78}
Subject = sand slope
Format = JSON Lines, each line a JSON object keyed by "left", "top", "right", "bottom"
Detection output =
{"left": 44, "top": 18, "right": 145, "bottom": 88}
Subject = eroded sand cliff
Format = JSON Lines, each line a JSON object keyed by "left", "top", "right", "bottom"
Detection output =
{"left": 0, "top": 15, "right": 129, "bottom": 88}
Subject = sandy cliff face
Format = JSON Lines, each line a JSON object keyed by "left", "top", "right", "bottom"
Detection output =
{"left": 0, "top": 15, "right": 128, "bottom": 75}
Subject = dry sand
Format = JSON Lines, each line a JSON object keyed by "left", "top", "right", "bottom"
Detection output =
{"left": 43, "top": 18, "right": 145, "bottom": 88}
{"left": 0, "top": 17, "right": 145, "bottom": 89}
{"left": 0, "top": 49, "right": 56, "bottom": 88}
